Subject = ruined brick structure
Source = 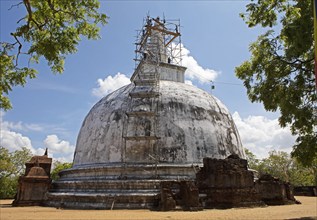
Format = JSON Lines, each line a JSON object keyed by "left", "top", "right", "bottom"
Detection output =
{"left": 159, "top": 180, "right": 202, "bottom": 211}
{"left": 12, "top": 150, "right": 52, "bottom": 206}
{"left": 196, "top": 154, "right": 263, "bottom": 208}
{"left": 255, "top": 174, "right": 298, "bottom": 205}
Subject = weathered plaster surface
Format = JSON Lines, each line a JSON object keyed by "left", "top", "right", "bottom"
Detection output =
{"left": 73, "top": 80, "right": 245, "bottom": 166}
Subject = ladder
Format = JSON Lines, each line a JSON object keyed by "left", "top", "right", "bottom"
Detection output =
{"left": 122, "top": 61, "right": 161, "bottom": 177}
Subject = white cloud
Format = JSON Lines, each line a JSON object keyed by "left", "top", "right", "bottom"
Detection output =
{"left": 181, "top": 45, "right": 219, "bottom": 83}
{"left": 91, "top": 45, "right": 218, "bottom": 97}
{"left": 232, "top": 112, "right": 297, "bottom": 158}
{"left": 0, "top": 125, "right": 75, "bottom": 162}
{"left": 43, "top": 135, "right": 75, "bottom": 163}
{"left": 92, "top": 72, "right": 131, "bottom": 98}
{"left": 31, "top": 81, "right": 78, "bottom": 94}
{"left": 44, "top": 134, "right": 75, "bottom": 154}
{"left": 2, "top": 120, "right": 24, "bottom": 131}
{"left": 34, "top": 147, "right": 46, "bottom": 155}
{"left": 0, "top": 129, "right": 33, "bottom": 152}
{"left": 1, "top": 112, "right": 74, "bottom": 162}
{"left": 53, "top": 154, "right": 74, "bottom": 163}
{"left": 1, "top": 112, "right": 44, "bottom": 132}
{"left": 24, "top": 123, "right": 44, "bottom": 131}
{"left": 0, "top": 111, "right": 34, "bottom": 153}
{"left": 185, "top": 80, "right": 193, "bottom": 85}
{"left": 1, "top": 112, "right": 68, "bottom": 136}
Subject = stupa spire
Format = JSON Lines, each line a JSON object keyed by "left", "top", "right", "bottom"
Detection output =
{"left": 134, "top": 15, "right": 182, "bottom": 67}
{"left": 131, "top": 15, "right": 186, "bottom": 84}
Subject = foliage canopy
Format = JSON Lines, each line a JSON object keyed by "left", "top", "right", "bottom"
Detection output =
{"left": 51, "top": 161, "right": 72, "bottom": 181}
{"left": 0, "top": 146, "right": 32, "bottom": 198}
{"left": 0, "top": 0, "right": 107, "bottom": 110}
{"left": 245, "top": 149, "right": 316, "bottom": 186}
{"left": 236, "top": 0, "right": 317, "bottom": 167}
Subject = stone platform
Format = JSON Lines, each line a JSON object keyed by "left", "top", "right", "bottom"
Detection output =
{"left": 45, "top": 155, "right": 299, "bottom": 210}
{"left": 45, "top": 163, "right": 199, "bottom": 209}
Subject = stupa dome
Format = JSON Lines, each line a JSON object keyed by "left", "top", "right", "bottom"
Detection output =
{"left": 74, "top": 79, "right": 245, "bottom": 167}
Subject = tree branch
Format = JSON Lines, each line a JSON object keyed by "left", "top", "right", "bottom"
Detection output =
{"left": 8, "top": 2, "right": 23, "bottom": 11}
{"left": 17, "top": 16, "right": 26, "bottom": 24}
{"left": 23, "top": 0, "right": 42, "bottom": 30}
{"left": 10, "top": 33, "right": 22, "bottom": 67}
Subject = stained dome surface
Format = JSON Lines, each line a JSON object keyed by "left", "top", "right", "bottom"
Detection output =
{"left": 73, "top": 80, "right": 245, "bottom": 167}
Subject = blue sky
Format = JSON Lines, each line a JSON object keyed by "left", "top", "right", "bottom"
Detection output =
{"left": 0, "top": 1, "right": 296, "bottom": 162}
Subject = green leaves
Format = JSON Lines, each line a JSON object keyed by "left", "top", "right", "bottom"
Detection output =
{"left": 245, "top": 149, "right": 316, "bottom": 186}
{"left": 51, "top": 161, "right": 72, "bottom": 181}
{"left": 0, "top": 146, "right": 32, "bottom": 178}
{"left": 292, "top": 134, "right": 317, "bottom": 168}
{"left": 0, "top": 0, "right": 107, "bottom": 110}
{"left": 0, "top": 44, "right": 37, "bottom": 110}
{"left": 236, "top": 0, "right": 317, "bottom": 167}
{"left": 241, "top": 0, "right": 283, "bottom": 28}
{"left": 0, "top": 147, "right": 33, "bottom": 198}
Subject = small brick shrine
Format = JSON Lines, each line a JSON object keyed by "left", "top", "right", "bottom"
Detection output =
{"left": 12, "top": 149, "right": 52, "bottom": 206}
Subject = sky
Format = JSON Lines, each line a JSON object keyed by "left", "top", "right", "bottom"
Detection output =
{"left": 0, "top": 0, "right": 297, "bottom": 162}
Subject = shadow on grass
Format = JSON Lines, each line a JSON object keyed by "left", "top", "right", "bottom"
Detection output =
{"left": 287, "top": 217, "right": 317, "bottom": 220}
{"left": 0, "top": 204, "right": 13, "bottom": 208}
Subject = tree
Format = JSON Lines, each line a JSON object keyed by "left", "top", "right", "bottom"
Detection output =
{"left": 244, "top": 148, "right": 260, "bottom": 170}
{"left": 51, "top": 161, "right": 72, "bottom": 181}
{"left": 236, "top": 0, "right": 317, "bottom": 167}
{"left": 258, "top": 151, "right": 294, "bottom": 182}
{"left": 245, "top": 149, "right": 315, "bottom": 186}
{"left": 0, "top": 0, "right": 107, "bottom": 110}
{"left": 0, "top": 146, "right": 32, "bottom": 198}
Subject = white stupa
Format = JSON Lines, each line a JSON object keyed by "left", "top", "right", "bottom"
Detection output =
{"left": 46, "top": 16, "right": 245, "bottom": 209}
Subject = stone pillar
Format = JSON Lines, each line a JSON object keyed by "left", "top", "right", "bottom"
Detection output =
{"left": 179, "top": 181, "right": 202, "bottom": 211}
{"left": 159, "top": 181, "right": 176, "bottom": 211}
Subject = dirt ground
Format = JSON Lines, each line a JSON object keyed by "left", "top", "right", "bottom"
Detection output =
{"left": 0, "top": 196, "right": 316, "bottom": 220}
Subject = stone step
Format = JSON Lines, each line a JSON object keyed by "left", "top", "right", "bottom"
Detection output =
{"left": 50, "top": 179, "right": 184, "bottom": 193}
{"left": 129, "top": 91, "right": 160, "bottom": 98}
{"left": 134, "top": 79, "right": 158, "bottom": 86}
{"left": 58, "top": 164, "right": 198, "bottom": 181}
{"left": 45, "top": 192, "right": 159, "bottom": 209}
{"left": 48, "top": 191, "right": 159, "bottom": 197}
{"left": 53, "top": 179, "right": 161, "bottom": 187}
{"left": 57, "top": 176, "right": 192, "bottom": 182}
{"left": 50, "top": 188, "right": 160, "bottom": 194}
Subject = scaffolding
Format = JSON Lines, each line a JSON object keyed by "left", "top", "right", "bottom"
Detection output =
{"left": 122, "top": 16, "right": 182, "bottom": 177}
{"left": 134, "top": 16, "right": 182, "bottom": 68}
